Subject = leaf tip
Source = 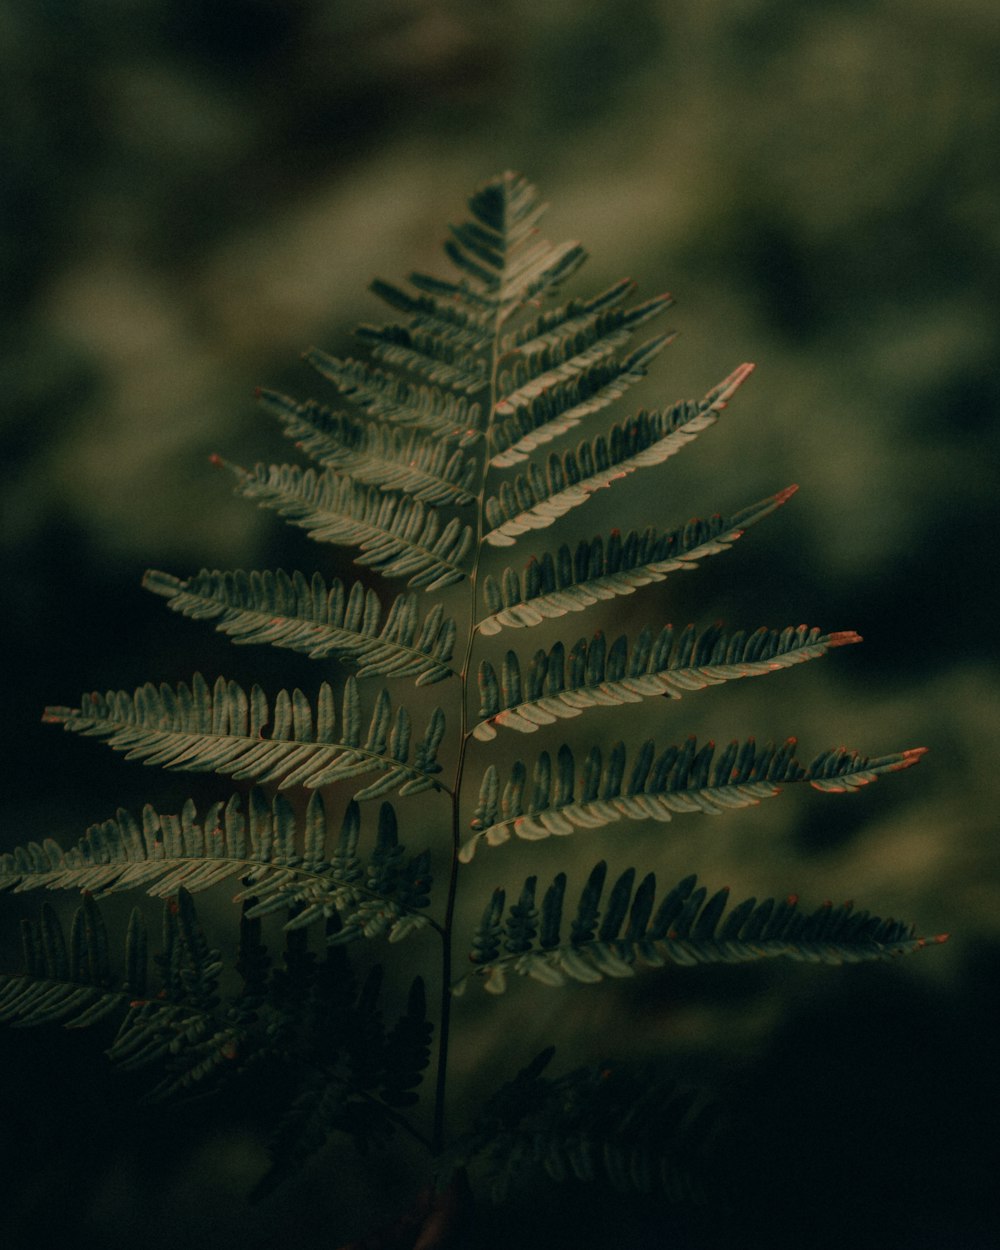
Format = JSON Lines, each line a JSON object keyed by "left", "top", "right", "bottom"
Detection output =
{"left": 827, "top": 630, "right": 863, "bottom": 647}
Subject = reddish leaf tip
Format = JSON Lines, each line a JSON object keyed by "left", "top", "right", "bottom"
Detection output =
{"left": 827, "top": 631, "right": 863, "bottom": 647}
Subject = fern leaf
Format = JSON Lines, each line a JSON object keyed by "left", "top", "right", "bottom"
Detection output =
{"left": 380, "top": 976, "right": 433, "bottom": 1108}
{"left": 478, "top": 487, "right": 797, "bottom": 635}
{"left": 143, "top": 568, "right": 457, "bottom": 685}
{"left": 304, "top": 352, "right": 483, "bottom": 444}
{"left": 502, "top": 284, "right": 673, "bottom": 367}
{"left": 108, "top": 889, "right": 240, "bottom": 1097}
{"left": 489, "top": 337, "right": 672, "bottom": 468}
{"left": 257, "top": 390, "right": 477, "bottom": 505}
{"left": 399, "top": 172, "right": 585, "bottom": 318}
{"left": 449, "top": 172, "right": 587, "bottom": 309}
{"left": 369, "top": 279, "right": 494, "bottom": 348}
{"left": 42, "top": 674, "right": 447, "bottom": 797}
{"left": 354, "top": 323, "right": 490, "bottom": 394}
{"left": 0, "top": 896, "right": 143, "bottom": 1029}
{"left": 253, "top": 955, "right": 432, "bottom": 1197}
{"left": 457, "top": 865, "right": 943, "bottom": 993}
{"left": 459, "top": 737, "right": 925, "bottom": 860}
{"left": 482, "top": 365, "right": 754, "bottom": 546}
{"left": 225, "top": 462, "right": 472, "bottom": 591}
{"left": 439, "top": 1050, "right": 714, "bottom": 1203}
{"left": 0, "top": 791, "right": 436, "bottom": 946}
{"left": 474, "top": 624, "right": 860, "bottom": 740}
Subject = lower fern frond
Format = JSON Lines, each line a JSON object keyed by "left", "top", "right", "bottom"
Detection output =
{"left": 438, "top": 1048, "right": 716, "bottom": 1203}
{"left": 0, "top": 790, "right": 436, "bottom": 946}
{"left": 0, "top": 896, "right": 140, "bottom": 1029}
{"left": 455, "top": 864, "right": 945, "bottom": 994}
{"left": 1, "top": 891, "right": 434, "bottom": 1177}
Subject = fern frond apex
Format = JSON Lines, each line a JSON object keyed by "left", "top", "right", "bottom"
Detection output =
{"left": 808, "top": 744, "right": 926, "bottom": 791}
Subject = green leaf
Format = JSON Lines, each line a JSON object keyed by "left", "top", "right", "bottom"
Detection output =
{"left": 489, "top": 337, "right": 672, "bottom": 468}
{"left": 473, "top": 623, "right": 860, "bottom": 739}
{"left": 226, "top": 462, "right": 472, "bottom": 591}
{"left": 0, "top": 897, "right": 140, "bottom": 1030}
{"left": 257, "top": 390, "right": 478, "bottom": 505}
{"left": 0, "top": 791, "right": 436, "bottom": 946}
{"left": 458, "top": 865, "right": 943, "bottom": 993}
{"left": 304, "top": 352, "right": 483, "bottom": 444}
{"left": 144, "top": 568, "right": 457, "bottom": 686}
{"left": 439, "top": 1052, "right": 717, "bottom": 1203}
{"left": 501, "top": 282, "right": 672, "bottom": 368}
{"left": 43, "top": 674, "right": 447, "bottom": 797}
{"left": 478, "top": 486, "right": 798, "bottom": 635}
{"left": 354, "top": 323, "right": 490, "bottom": 394}
{"left": 483, "top": 365, "right": 752, "bottom": 546}
{"left": 460, "top": 737, "right": 926, "bottom": 860}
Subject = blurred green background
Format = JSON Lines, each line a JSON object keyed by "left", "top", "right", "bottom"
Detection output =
{"left": 2, "top": 1, "right": 998, "bottom": 1246}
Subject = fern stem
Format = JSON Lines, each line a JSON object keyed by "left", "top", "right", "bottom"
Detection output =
{"left": 431, "top": 264, "right": 507, "bottom": 1155}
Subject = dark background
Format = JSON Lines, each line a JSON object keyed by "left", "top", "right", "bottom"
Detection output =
{"left": 1, "top": 2, "right": 998, "bottom": 1247}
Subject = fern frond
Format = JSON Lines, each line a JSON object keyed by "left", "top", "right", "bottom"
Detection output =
{"left": 457, "top": 865, "right": 942, "bottom": 994}
{"left": 254, "top": 961, "right": 433, "bottom": 1197}
{"left": 43, "top": 674, "right": 447, "bottom": 798}
{"left": 235, "top": 798, "right": 435, "bottom": 943}
{"left": 369, "top": 279, "right": 494, "bottom": 347}
{"left": 380, "top": 976, "right": 434, "bottom": 1108}
{"left": 143, "top": 568, "right": 457, "bottom": 686}
{"left": 460, "top": 738, "right": 925, "bottom": 860}
{"left": 304, "top": 352, "right": 483, "bottom": 444}
{"left": 442, "top": 172, "right": 588, "bottom": 311}
{"left": 399, "top": 178, "right": 581, "bottom": 316}
{"left": 0, "top": 896, "right": 144, "bottom": 1029}
{"left": 482, "top": 365, "right": 753, "bottom": 546}
{"left": 225, "top": 462, "right": 472, "bottom": 591}
{"left": 474, "top": 624, "right": 860, "bottom": 740}
{"left": 440, "top": 1048, "right": 714, "bottom": 1202}
{"left": 0, "top": 791, "right": 436, "bottom": 944}
{"left": 257, "top": 390, "right": 477, "bottom": 505}
{"left": 478, "top": 487, "right": 797, "bottom": 635}
{"left": 489, "top": 337, "right": 671, "bottom": 468}
{"left": 109, "top": 889, "right": 253, "bottom": 1098}
{"left": 353, "top": 323, "right": 490, "bottom": 393}
{"left": 502, "top": 285, "right": 673, "bottom": 367}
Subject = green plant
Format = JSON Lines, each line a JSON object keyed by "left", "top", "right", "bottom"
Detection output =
{"left": 0, "top": 173, "right": 943, "bottom": 1248}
